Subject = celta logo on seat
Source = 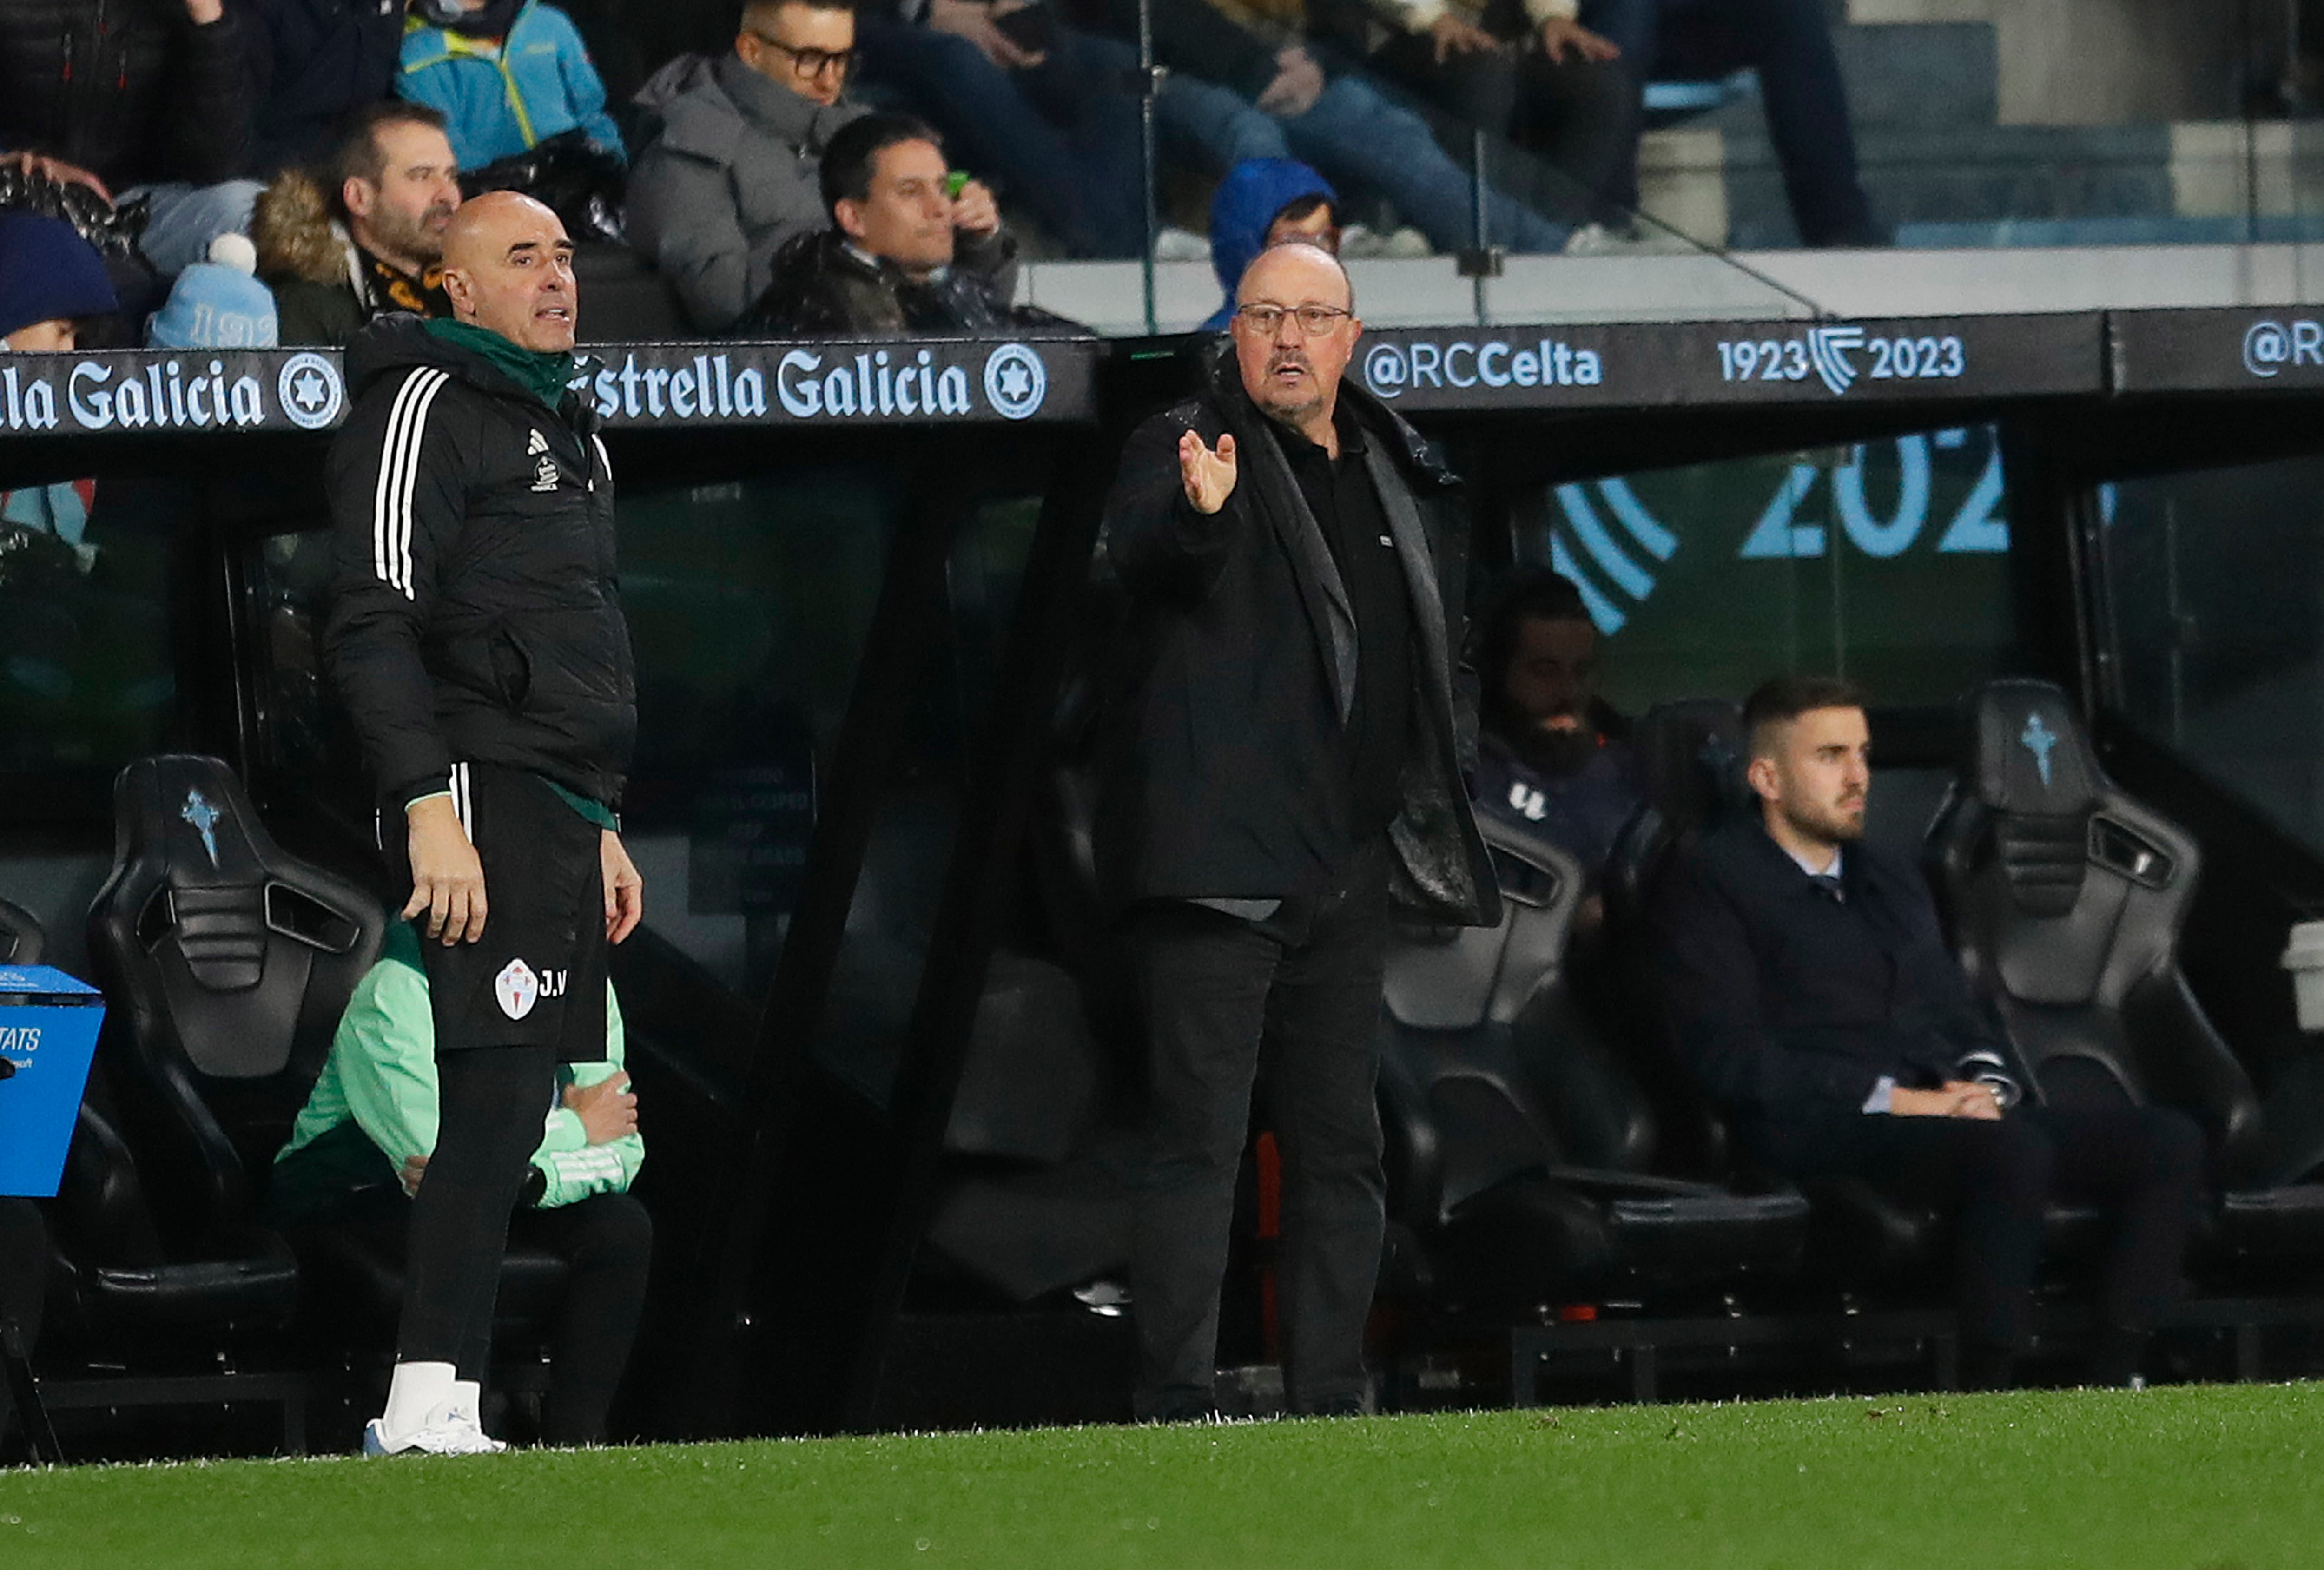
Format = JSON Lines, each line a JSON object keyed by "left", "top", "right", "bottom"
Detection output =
{"left": 2021, "top": 712, "right": 2057, "bottom": 787}
{"left": 181, "top": 788, "right": 222, "bottom": 866}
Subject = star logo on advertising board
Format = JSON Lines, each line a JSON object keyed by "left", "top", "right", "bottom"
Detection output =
{"left": 277, "top": 352, "right": 345, "bottom": 429}
{"left": 982, "top": 343, "right": 1047, "bottom": 420}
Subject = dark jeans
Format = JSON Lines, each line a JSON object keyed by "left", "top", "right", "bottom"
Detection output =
{"left": 1366, "top": 17, "right": 1638, "bottom": 226}
{"left": 1127, "top": 841, "right": 1391, "bottom": 1417}
{"left": 855, "top": 20, "right": 1147, "bottom": 257}
{"left": 1579, "top": 0, "right": 1879, "bottom": 244}
{"left": 1762, "top": 1079, "right": 2205, "bottom": 1355}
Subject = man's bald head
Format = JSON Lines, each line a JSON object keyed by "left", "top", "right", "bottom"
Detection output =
{"left": 1230, "top": 240, "right": 1361, "bottom": 442}
{"left": 1237, "top": 240, "right": 1353, "bottom": 312}
{"left": 440, "top": 192, "right": 578, "bottom": 352}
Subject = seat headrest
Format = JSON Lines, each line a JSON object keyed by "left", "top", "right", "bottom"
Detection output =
{"left": 1630, "top": 699, "right": 1747, "bottom": 832}
{"left": 1962, "top": 679, "right": 2101, "bottom": 817}
{"left": 115, "top": 753, "right": 275, "bottom": 888}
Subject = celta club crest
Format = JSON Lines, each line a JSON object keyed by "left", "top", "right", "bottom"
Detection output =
{"left": 2021, "top": 712, "right": 2058, "bottom": 788}
{"left": 495, "top": 958, "right": 541, "bottom": 1021}
{"left": 180, "top": 788, "right": 221, "bottom": 866}
{"left": 1807, "top": 325, "right": 1866, "bottom": 396}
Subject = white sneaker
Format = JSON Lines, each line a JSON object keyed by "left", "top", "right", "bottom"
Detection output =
{"left": 363, "top": 1404, "right": 508, "bottom": 1457}
{"left": 1562, "top": 221, "right": 1699, "bottom": 257}
{"left": 1153, "top": 226, "right": 1211, "bottom": 262}
{"left": 1377, "top": 225, "right": 1432, "bottom": 259}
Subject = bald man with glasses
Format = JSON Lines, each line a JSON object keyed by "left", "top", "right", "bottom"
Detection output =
{"left": 1097, "top": 244, "right": 1501, "bottom": 1420}
{"left": 628, "top": 0, "right": 869, "bottom": 332}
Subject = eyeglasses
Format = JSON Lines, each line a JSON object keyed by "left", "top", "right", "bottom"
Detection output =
{"left": 748, "top": 33, "right": 855, "bottom": 76}
{"left": 1234, "top": 303, "right": 1352, "bottom": 336}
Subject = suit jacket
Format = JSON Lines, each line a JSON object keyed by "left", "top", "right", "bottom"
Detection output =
{"left": 1651, "top": 814, "right": 2010, "bottom": 1158}
{"left": 1093, "top": 341, "right": 1499, "bottom": 928}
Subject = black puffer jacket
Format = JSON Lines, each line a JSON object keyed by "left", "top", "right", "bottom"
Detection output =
{"left": 735, "top": 225, "right": 1024, "bottom": 339}
{"left": 0, "top": 0, "right": 253, "bottom": 188}
{"left": 245, "top": 0, "right": 405, "bottom": 174}
{"left": 323, "top": 315, "right": 636, "bottom": 811}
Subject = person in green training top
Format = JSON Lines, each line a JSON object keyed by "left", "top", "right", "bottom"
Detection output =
{"left": 273, "top": 920, "right": 651, "bottom": 1447}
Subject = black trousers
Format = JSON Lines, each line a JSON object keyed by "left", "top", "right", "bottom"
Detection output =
{"left": 358, "top": 1168, "right": 652, "bottom": 1445}
{"left": 1126, "top": 842, "right": 1391, "bottom": 1417}
{"left": 1762, "top": 1074, "right": 2205, "bottom": 1354}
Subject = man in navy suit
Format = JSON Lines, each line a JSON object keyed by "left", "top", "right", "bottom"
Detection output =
{"left": 1650, "top": 673, "right": 2203, "bottom": 1388}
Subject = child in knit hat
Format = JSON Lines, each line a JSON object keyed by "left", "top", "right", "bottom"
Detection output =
{"left": 146, "top": 233, "right": 280, "bottom": 350}
{"left": 0, "top": 210, "right": 119, "bottom": 351}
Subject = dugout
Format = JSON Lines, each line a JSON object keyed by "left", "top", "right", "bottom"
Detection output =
{"left": 11, "top": 311, "right": 2324, "bottom": 1451}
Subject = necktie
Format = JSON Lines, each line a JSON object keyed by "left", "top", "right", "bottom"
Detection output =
{"left": 1809, "top": 872, "right": 1845, "bottom": 903}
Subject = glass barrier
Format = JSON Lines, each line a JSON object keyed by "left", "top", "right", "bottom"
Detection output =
{"left": 246, "top": 439, "right": 1056, "bottom": 1102}
{"left": 2097, "top": 452, "right": 2324, "bottom": 858}
{"left": 1502, "top": 422, "right": 2017, "bottom": 712}
{"left": 819, "top": 0, "right": 2324, "bottom": 334}
{"left": 0, "top": 465, "right": 185, "bottom": 806}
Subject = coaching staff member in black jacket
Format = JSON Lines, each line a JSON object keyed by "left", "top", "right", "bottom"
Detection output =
{"left": 1098, "top": 243, "right": 1499, "bottom": 1420}
{"left": 1651, "top": 675, "right": 2202, "bottom": 1389}
{"left": 324, "top": 191, "right": 642, "bottom": 1456}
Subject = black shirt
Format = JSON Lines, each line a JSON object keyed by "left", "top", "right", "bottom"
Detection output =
{"left": 1270, "top": 403, "right": 1412, "bottom": 836}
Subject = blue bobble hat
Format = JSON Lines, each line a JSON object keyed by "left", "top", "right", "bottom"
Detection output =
{"left": 0, "top": 210, "right": 118, "bottom": 341}
{"left": 148, "top": 233, "right": 279, "bottom": 350}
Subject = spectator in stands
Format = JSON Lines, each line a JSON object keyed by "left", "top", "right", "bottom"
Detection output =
{"left": 1199, "top": 158, "right": 1336, "bottom": 333}
{"left": 0, "top": 211, "right": 118, "bottom": 352}
{"left": 0, "top": 0, "right": 263, "bottom": 277}
{"left": 245, "top": 0, "right": 410, "bottom": 175}
{"left": 852, "top": 0, "right": 1147, "bottom": 258}
{"left": 145, "top": 234, "right": 281, "bottom": 349}
{"left": 1651, "top": 674, "right": 2203, "bottom": 1389}
{"left": 272, "top": 921, "right": 650, "bottom": 1448}
{"left": 1092, "top": 0, "right": 1571, "bottom": 257}
{"left": 1472, "top": 569, "right": 1638, "bottom": 917}
{"left": 627, "top": 0, "right": 868, "bottom": 333}
{"left": 1578, "top": 0, "right": 1882, "bottom": 248}
{"left": 0, "top": 214, "right": 113, "bottom": 567}
{"left": 397, "top": 0, "right": 628, "bottom": 171}
{"left": 739, "top": 112, "right": 1016, "bottom": 335}
{"left": 1101, "top": 243, "right": 1499, "bottom": 1419}
{"left": 1313, "top": 0, "right": 1635, "bottom": 232}
{"left": 253, "top": 103, "right": 463, "bottom": 346}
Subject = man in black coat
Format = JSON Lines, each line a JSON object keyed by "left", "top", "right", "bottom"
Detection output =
{"left": 1651, "top": 673, "right": 2203, "bottom": 1388}
{"left": 324, "top": 191, "right": 643, "bottom": 1456}
{"left": 1098, "top": 241, "right": 1498, "bottom": 1419}
{"left": 0, "top": 0, "right": 259, "bottom": 275}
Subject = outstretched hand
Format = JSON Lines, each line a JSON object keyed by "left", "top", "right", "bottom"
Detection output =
{"left": 1178, "top": 429, "right": 1237, "bottom": 514}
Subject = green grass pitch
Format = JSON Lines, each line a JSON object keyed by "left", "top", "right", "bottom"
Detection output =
{"left": 7, "top": 1383, "right": 2320, "bottom": 1568}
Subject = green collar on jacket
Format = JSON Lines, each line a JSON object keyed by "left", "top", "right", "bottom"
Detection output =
{"left": 423, "top": 316, "right": 577, "bottom": 409}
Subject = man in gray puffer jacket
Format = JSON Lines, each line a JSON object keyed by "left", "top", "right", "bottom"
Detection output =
{"left": 626, "top": 0, "right": 866, "bottom": 333}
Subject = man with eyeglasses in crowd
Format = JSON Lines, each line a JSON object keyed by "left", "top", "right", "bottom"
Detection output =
{"left": 627, "top": 0, "right": 868, "bottom": 332}
{"left": 1097, "top": 241, "right": 1499, "bottom": 1420}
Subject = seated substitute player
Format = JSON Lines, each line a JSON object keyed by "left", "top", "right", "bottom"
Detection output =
{"left": 271, "top": 920, "right": 650, "bottom": 1449}
{"left": 1650, "top": 674, "right": 2205, "bottom": 1389}
{"left": 1472, "top": 568, "right": 1639, "bottom": 929}
{"left": 323, "top": 191, "right": 642, "bottom": 1458}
